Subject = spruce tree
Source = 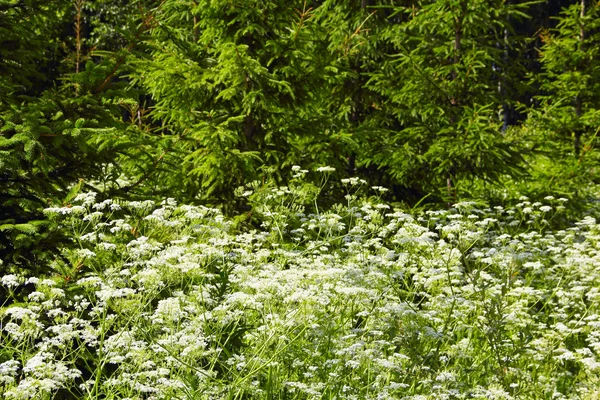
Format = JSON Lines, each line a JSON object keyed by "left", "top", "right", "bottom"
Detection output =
{"left": 525, "top": 0, "right": 600, "bottom": 193}
{"left": 0, "top": 0, "right": 144, "bottom": 272}
{"left": 364, "top": 0, "right": 530, "bottom": 201}
{"left": 128, "top": 0, "right": 353, "bottom": 206}
{"left": 311, "top": 0, "right": 395, "bottom": 185}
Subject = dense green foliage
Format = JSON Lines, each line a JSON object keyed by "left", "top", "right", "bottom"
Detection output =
{"left": 2, "top": 0, "right": 600, "bottom": 267}
{"left": 525, "top": 1, "right": 600, "bottom": 193}
{"left": 0, "top": 0, "right": 147, "bottom": 269}
{"left": 2, "top": 0, "right": 600, "bottom": 398}
{"left": 364, "top": 0, "right": 530, "bottom": 198}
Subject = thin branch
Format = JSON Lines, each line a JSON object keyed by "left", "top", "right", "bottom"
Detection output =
{"left": 93, "top": 1, "right": 165, "bottom": 94}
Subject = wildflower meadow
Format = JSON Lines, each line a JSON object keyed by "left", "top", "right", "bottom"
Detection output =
{"left": 2, "top": 169, "right": 600, "bottom": 399}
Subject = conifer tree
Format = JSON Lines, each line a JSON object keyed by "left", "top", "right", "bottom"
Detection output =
{"left": 311, "top": 0, "right": 394, "bottom": 183}
{"left": 0, "top": 0, "right": 144, "bottom": 272}
{"left": 364, "top": 0, "right": 530, "bottom": 201}
{"left": 525, "top": 0, "right": 600, "bottom": 192}
{"left": 129, "top": 0, "right": 354, "bottom": 206}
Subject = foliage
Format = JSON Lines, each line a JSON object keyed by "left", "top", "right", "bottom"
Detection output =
{"left": 126, "top": 0, "right": 356, "bottom": 206}
{"left": 522, "top": 0, "right": 600, "bottom": 196}
{"left": 3, "top": 0, "right": 600, "bottom": 265}
{"left": 0, "top": 0, "right": 153, "bottom": 272}
{"left": 5, "top": 1, "right": 600, "bottom": 398}
{"left": 364, "top": 0, "right": 532, "bottom": 201}
{"left": 2, "top": 174, "right": 600, "bottom": 399}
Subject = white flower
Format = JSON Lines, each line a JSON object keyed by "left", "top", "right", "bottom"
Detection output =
{"left": 153, "top": 297, "right": 187, "bottom": 323}
{"left": 0, "top": 360, "right": 20, "bottom": 385}
{"left": 98, "top": 242, "right": 117, "bottom": 251}
{"left": 93, "top": 199, "right": 113, "bottom": 210}
{"left": 76, "top": 276, "right": 103, "bottom": 287}
{"left": 342, "top": 177, "right": 366, "bottom": 186}
{"left": 96, "top": 287, "right": 136, "bottom": 301}
{"left": 371, "top": 186, "right": 389, "bottom": 193}
{"left": 43, "top": 207, "right": 64, "bottom": 215}
{"left": 26, "top": 277, "right": 40, "bottom": 285}
{"left": 316, "top": 166, "right": 336, "bottom": 173}
{"left": 28, "top": 292, "right": 46, "bottom": 302}
{"left": 4, "top": 307, "right": 37, "bottom": 320}
{"left": 73, "top": 191, "right": 97, "bottom": 206}
{"left": 83, "top": 211, "right": 103, "bottom": 222}
{"left": 162, "top": 198, "right": 177, "bottom": 207}
{"left": 77, "top": 249, "right": 96, "bottom": 259}
{"left": 1, "top": 274, "right": 22, "bottom": 288}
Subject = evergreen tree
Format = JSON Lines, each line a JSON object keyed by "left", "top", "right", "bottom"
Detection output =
{"left": 525, "top": 0, "right": 600, "bottom": 193}
{"left": 0, "top": 0, "right": 144, "bottom": 272}
{"left": 364, "top": 0, "right": 530, "bottom": 202}
{"left": 311, "top": 0, "right": 398, "bottom": 187}
{"left": 129, "top": 0, "right": 351, "bottom": 206}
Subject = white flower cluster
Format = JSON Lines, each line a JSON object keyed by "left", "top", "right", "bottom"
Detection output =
{"left": 2, "top": 190, "right": 600, "bottom": 399}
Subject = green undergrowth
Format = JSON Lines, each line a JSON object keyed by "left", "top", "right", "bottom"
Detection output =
{"left": 1, "top": 168, "right": 600, "bottom": 399}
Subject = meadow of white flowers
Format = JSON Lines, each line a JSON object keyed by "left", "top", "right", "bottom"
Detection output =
{"left": 1, "top": 170, "right": 600, "bottom": 399}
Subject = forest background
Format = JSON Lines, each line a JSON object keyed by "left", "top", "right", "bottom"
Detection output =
{"left": 1, "top": 0, "right": 600, "bottom": 273}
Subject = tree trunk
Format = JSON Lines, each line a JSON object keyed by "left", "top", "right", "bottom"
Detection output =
{"left": 574, "top": 0, "right": 586, "bottom": 156}
{"left": 448, "top": 1, "right": 465, "bottom": 202}
{"left": 500, "top": 0, "right": 511, "bottom": 133}
{"left": 244, "top": 114, "right": 255, "bottom": 149}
